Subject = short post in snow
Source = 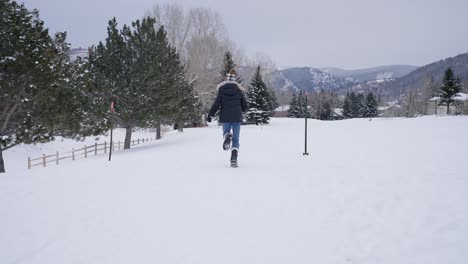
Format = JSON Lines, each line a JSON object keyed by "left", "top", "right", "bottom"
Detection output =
{"left": 303, "top": 93, "right": 309, "bottom": 156}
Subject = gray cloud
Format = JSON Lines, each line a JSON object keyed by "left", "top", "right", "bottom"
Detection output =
{"left": 22, "top": 0, "right": 468, "bottom": 69}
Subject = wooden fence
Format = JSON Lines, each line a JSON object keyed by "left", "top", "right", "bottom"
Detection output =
{"left": 28, "top": 138, "right": 154, "bottom": 169}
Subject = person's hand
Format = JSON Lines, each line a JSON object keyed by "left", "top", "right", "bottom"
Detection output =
{"left": 206, "top": 116, "right": 212, "bottom": 123}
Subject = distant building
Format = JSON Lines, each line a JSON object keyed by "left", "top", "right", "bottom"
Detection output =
{"left": 332, "top": 108, "right": 344, "bottom": 120}
{"left": 274, "top": 105, "right": 290, "bottom": 117}
{"left": 68, "top": 48, "right": 89, "bottom": 61}
{"left": 378, "top": 101, "right": 402, "bottom": 117}
{"left": 427, "top": 92, "right": 468, "bottom": 115}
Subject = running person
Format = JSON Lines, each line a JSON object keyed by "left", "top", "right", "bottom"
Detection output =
{"left": 207, "top": 69, "right": 248, "bottom": 167}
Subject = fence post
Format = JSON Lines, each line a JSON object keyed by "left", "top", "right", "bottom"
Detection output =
{"left": 118, "top": 141, "right": 121, "bottom": 150}
{"left": 43, "top": 154, "right": 46, "bottom": 167}
{"left": 72, "top": 148, "right": 75, "bottom": 160}
{"left": 84, "top": 145, "right": 87, "bottom": 158}
{"left": 28, "top": 157, "right": 31, "bottom": 169}
{"left": 95, "top": 143, "right": 98, "bottom": 156}
{"left": 132, "top": 140, "right": 134, "bottom": 146}
{"left": 56, "top": 151, "right": 59, "bottom": 165}
{"left": 104, "top": 141, "right": 107, "bottom": 154}
{"left": 138, "top": 138, "right": 140, "bottom": 145}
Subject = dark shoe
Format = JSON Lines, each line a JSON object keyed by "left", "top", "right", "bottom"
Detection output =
{"left": 223, "top": 133, "right": 232, "bottom": 150}
{"left": 230, "top": 149, "right": 238, "bottom": 167}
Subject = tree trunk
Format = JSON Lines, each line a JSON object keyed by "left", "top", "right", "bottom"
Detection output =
{"left": 447, "top": 102, "right": 450, "bottom": 115}
{"left": 156, "top": 123, "right": 162, "bottom": 140}
{"left": 202, "top": 113, "right": 209, "bottom": 126}
{"left": 0, "top": 145, "right": 5, "bottom": 173}
{"left": 124, "top": 125, "right": 132, "bottom": 149}
{"left": 178, "top": 122, "right": 184, "bottom": 132}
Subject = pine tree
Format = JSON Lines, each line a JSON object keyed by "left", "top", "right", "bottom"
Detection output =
{"left": 356, "top": 93, "right": 365, "bottom": 117}
{"left": 287, "top": 93, "right": 300, "bottom": 118}
{"left": 319, "top": 100, "right": 332, "bottom": 120}
{"left": 90, "top": 18, "right": 199, "bottom": 147}
{"left": 56, "top": 55, "right": 109, "bottom": 138}
{"left": 296, "top": 91, "right": 311, "bottom": 118}
{"left": 219, "top": 51, "right": 243, "bottom": 84}
{"left": 364, "top": 92, "right": 378, "bottom": 118}
{"left": 313, "top": 90, "right": 335, "bottom": 120}
{"left": 439, "top": 67, "right": 462, "bottom": 115}
{"left": 0, "top": 1, "right": 99, "bottom": 173}
{"left": 342, "top": 94, "right": 353, "bottom": 119}
{"left": 266, "top": 89, "right": 279, "bottom": 114}
{"left": 349, "top": 92, "right": 358, "bottom": 117}
{"left": 348, "top": 92, "right": 364, "bottom": 118}
{"left": 246, "top": 66, "right": 272, "bottom": 124}
{"left": 152, "top": 26, "right": 201, "bottom": 131}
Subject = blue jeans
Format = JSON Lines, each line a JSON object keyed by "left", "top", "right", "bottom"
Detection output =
{"left": 222, "top": 122, "right": 241, "bottom": 149}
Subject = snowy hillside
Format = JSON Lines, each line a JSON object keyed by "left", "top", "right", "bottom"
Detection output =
{"left": 381, "top": 52, "right": 468, "bottom": 98}
{"left": 320, "top": 65, "right": 418, "bottom": 83}
{"left": 269, "top": 67, "right": 349, "bottom": 92}
{"left": 1, "top": 117, "right": 468, "bottom": 264}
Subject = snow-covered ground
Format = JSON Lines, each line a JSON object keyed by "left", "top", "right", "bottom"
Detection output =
{"left": 1, "top": 116, "right": 468, "bottom": 264}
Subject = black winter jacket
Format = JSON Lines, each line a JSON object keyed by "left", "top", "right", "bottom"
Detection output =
{"left": 208, "top": 81, "right": 248, "bottom": 123}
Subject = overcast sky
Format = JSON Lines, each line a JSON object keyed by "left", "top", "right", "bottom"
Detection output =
{"left": 22, "top": 0, "right": 468, "bottom": 69}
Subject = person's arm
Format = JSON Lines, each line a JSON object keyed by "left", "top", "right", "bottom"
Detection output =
{"left": 240, "top": 91, "right": 248, "bottom": 112}
{"left": 208, "top": 90, "right": 222, "bottom": 118}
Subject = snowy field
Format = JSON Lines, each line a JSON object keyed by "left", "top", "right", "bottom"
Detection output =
{"left": 1, "top": 116, "right": 468, "bottom": 264}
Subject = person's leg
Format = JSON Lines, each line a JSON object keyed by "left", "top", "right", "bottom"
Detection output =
{"left": 222, "top": 123, "right": 233, "bottom": 150}
{"left": 222, "top": 122, "right": 231, "bottom": 137}
{"left": 231, "top": 122, "right": 241, "bottom": 150}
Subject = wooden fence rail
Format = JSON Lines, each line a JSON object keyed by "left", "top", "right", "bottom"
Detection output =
{"left": 28, "top": 138, "right": 154, "bottom": 169}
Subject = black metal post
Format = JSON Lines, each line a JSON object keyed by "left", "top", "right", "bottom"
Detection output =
{"left": 109, "top": 101, "right": 114, "bottom": 161}
{"left": 109, "top": 119, "right": 113, "bottom": 161}
{"left": 303, "top": 93, "right": 309, "bottom": 155}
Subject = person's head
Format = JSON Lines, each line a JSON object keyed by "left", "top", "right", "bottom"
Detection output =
{"left": 226, "top": 69, "right": 237, "bottom": 82}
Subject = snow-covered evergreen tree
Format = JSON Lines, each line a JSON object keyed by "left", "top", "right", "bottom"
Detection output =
{"left": 439, "top": 67, "right": 462, "bottom": 115}
{"left": 0, "top": 1, "right": 104, "bottom": 173}
{"left": 356, "top": 93, "right": 365, "bottom": 117}
{"left": 364, "top": 92, "right": 378, "bottom": 118}
{"left": 90, "top": 18, "right": 135, "bottom": 149}
{"left": 266, "top": 88, "right": 279, "bottom": 114}
{"left": 288, "top": 91, "right": 310, "bottom": 118}
{"left": 152, "top": 26, "right": 201, "bottom": 131}
{"left": 297, "top": 91, "right": 311, "bottom": 118}
{"left": 342, "top": 95, "right": 353, "bottom": 119}
{"left": 91, "top": 18, "right": 199, "bottom": 146}
{"left": 342, "top": 92, "right": 366, "bottom": 119}
{"left": 56, "top": 56, "right": 109, "bottom": 138}
{"left": 347, "top": 92, "right": 364, "bottom": 118}
{"left": 343, "top": 93, "right": 353, "bottom": 118}
{"left": 287, "top": 93, "right": 300, "bottom": 118}
{"left": 313, "top": 90, "right": 336, "bottom": 120}
{"left": 219, "top": 51, "right": 243, "bottom": 84}
{"left": 246, "top": 66, "right": 272, "bottom": 124}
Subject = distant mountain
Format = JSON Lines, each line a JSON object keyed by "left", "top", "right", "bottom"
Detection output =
{"left": 265, "top": 64, "right": 420, "bottom": 95}
{"left": 320, "top": 65, "right": 419, "bottom": 83}
{"left": 381, "top": 53, "right": 468, "bottom": 98}
{"left": 268, "top": 67, "right": 350, "bottom": 92}
{"left": 68, "top": 48, "right": 88, "bottom": 61}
